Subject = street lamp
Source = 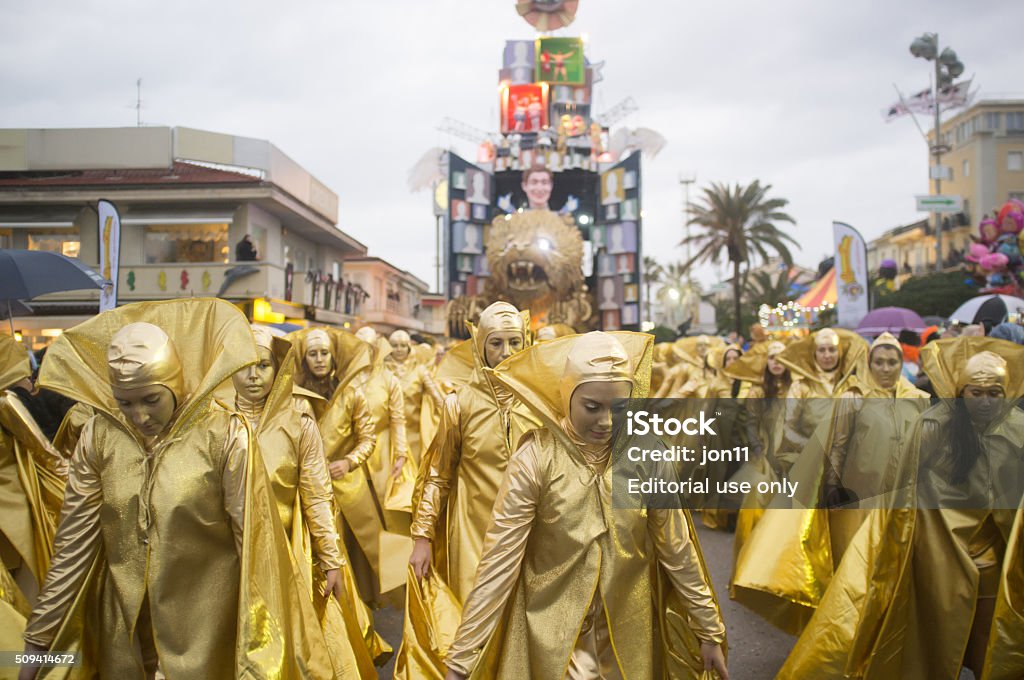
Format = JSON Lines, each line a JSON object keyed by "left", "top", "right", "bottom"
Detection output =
{"left": 909, "top": 33, "right": 965, "bottom": 272}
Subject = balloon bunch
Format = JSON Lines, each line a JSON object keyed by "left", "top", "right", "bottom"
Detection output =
{"left": 965, "top": 199, "right": 1024, "bottom": 295}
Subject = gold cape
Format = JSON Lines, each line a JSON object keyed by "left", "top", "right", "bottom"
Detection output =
{"left": 0, "top": 337, "right": 65, "bottom": 659}
{"left": 731, "top": 329, "right": 868, "bottom": 634}
{"left": 387, "top": 352, "right": 444, "bottom": 467}
{"left": 444, "top": 331, "right": 727, "bottom": 680}
{"left": 779, "top": 337, "right": 1024, "bottom": 679}
{"left": 238, "top": 333, "right": 384, "bottom": 676}
{"left": 397, "top": 315, "right": 538, "bottom": 680}
{"left": 29, "top": 298, "right": 333, "bottom": 679}
{"left": 286, "top": 327, "right": 400, "bottom": 599}
{"left": 352, "top": 337, "right": 410, "bottom": 524}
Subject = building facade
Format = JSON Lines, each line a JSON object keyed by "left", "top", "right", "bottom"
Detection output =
{"left": 0, "top": 127, "right": 432, "bottom": 347}
{"left": 868, "top": 99, "right": 1024, "bottom": 275}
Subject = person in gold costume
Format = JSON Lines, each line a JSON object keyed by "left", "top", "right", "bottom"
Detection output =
{"left": 726, "top": 340, "right": 790, "bottom": 572}
{"left": 287, "top": 327, "right": 396, "bottom": 615}
{"left": 700, "top": 345, "right": 748, "bottom": 530}
{"left": 779, "top": 336, "right": 1024, "bottom": 679}
{"left": 386, "top": 330, "right": 443, "bottom": 466}
{"left": 817, "top": 332, "right": 930, "bottom": 561}
{"left": 0, "top": 335, "right": 65, "bottom": 653}
{"left": 396, "top": 302, "right": 538, "bottom": 680}
{"left": 19, "top": 298, "right": 333, "bottom": 680}
{"left": 443, "top": 331, "right": 729, "bottom": 680}
{"left": 731, "top": 328, "right": 867, "bottom": 634}
{"left": 353, "top": 327, "right": 410, "bottom": 520}
{"left": 775, "top": 328, "right": 867, "bottom": 473}
{"left": 653, "top": 335, "right": 717, "bottom": 398}
{"left": 231, "top": 325, "right": 379, "bottom": 677}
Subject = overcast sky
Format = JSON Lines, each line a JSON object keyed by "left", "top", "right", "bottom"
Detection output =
{"left": 3, "top": 0, "right": 1022, "bottom": 290}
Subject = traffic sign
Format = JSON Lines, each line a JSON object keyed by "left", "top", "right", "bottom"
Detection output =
{"left": 915, "top": 194, "right": 962, "bottom": 213}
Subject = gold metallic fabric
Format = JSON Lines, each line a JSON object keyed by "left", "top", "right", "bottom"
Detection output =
{"left": 0, "top": 335, "right": 30, "bottom": 391}
{"left": 388, "top": 353, "right": 444, "bottom": 465}
{"left": 28, "top": 298, "right": 333, "bottom": 678}
{"left": 397, "top": 313, "right": 537, "bottom": 679}
{"left": 920, "top": 336, "right": 1024, "bottom": 399}
{"left": 353, "top": 337, "right": 409, "bottom": 512}
{"left": 106, "top": 322, "right": 185, "bottom": 403}
{"left": 779, "top": 347, "right": 1024, "bottom": 679}
{"left": 444, "top": 332, "right": 724, "bottom": 679}
{"left": 445, "top": 428, "right": 724, "bottom": 679}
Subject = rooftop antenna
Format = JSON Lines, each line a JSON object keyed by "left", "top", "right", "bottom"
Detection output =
{"left": 136, "top": 78, "right": 143, "bottom": 126}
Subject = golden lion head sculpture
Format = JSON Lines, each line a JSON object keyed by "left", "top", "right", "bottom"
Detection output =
{"left": 485, "top": 210, "right": 584, "bottom": 311}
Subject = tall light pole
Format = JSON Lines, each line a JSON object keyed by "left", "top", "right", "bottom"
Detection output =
{"left": 679, "top": 174, "right": 696, "bottom": 270}
{"left": 910, "top": 33, "right": 965, "bottom": 272}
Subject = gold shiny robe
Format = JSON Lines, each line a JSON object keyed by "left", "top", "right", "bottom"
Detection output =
{"left": 388, "top": 355, "right": 444, "bottom": 466}
{"left": 408, "top": 365, "right": 539, "bottom": 605}
{"left": 354, "top": 338, "right": 409, "bottom": 514}
{"left": 0, "top": 379, "right": 66, "bottom": 660}
{"left": 288, "top": 328, "right": 395, "bottom": 600}
{"left": 447, "top": 429, "right": 726, "bottom": 680}
{"left": 397, "top": 328, "right": 539, "bottom": 680}
{"left": 820, "top": 374, "right": 929, "bottom": 560}
{"left": 26, "top": 298, "right": 333, "bottom": 679}
{"left": 445, "top": 331, "right": 726, "bottom": 680}
{"left": 237, "top": 333, "right": 381, "bottom": 677}
{"left": 0, "top": 391, "right": 65, "bottom": 600}
{"left": 731, "top": 330, "right": 867, "bottom": 634}
{"left": 779, "top": 401, "right": 1024, "bottom": 680}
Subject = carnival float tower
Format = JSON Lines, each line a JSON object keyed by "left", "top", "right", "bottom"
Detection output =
{"left": 415, "top": 1, "right": 663, "bottom": 337}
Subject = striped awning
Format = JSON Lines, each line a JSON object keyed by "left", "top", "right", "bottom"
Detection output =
{"left": 797, "top": 267, "right": 837, "bottom": 308}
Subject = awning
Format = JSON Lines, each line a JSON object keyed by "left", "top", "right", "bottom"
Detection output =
{"left": 797, "top": 267, "right": 837, "bottom": 308}
{"left": 0, "top": 206, "right": 83, "bottom": 228}
{"left": 121, "top": 207, "right": 236, "bottom": 225}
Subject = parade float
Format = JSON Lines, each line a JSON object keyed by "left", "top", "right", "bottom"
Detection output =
{"left": 410, "top": 1, "right": 665, "bottom": 337}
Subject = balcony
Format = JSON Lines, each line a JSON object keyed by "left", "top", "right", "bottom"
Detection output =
{"left": 32, "top": 261, "right": 288, "bottom": 304}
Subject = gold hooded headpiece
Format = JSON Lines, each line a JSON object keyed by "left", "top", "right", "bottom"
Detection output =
{"left": 777, "top": 327, "right": 867, "bottom": 386}
{"left": 869, "top": 332, "right": 903, "bottom": 356}
{"left": 723, "top": 340, "right": 787, "bottom": 385}
{"left": 472, "top": 301, "right": 530, "bottom": 368}
{"left": 107, "top": 322, "right": 187, "bottom": 405}
{"left": 558, "top": 331, "right": 635, "bottom": 417}
{"left": 287, "top": 326, "right": 372, "bottom": 391}
{"left": 920, "top": 336, "right": 1024, "bottom": 399}
{"left": 0, "top": 334, "right": 31, "bottom": 391}
{"left": 488, "top": 331, "right": 652, "bottom": 434}
{"left": 389, "top": 329, "right": 411, "bottom": 346}
{"left": 40, "top": 298, "right": 258, "bottom": 426}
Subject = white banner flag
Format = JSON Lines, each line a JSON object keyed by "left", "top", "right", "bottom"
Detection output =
{"left": 97, "top": 199, "right": 120, "bottom": 312}
{"left": 833, "top": 221, "right": 868, "bottom": 328}
{"left": 883, "top": 79, "right": 973, "bottom": 121}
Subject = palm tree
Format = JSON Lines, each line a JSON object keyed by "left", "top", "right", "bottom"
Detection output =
{"left": 681, "top": 180, "right": 798, "bottom": 335}
{"left": 745, "top": 269, "right": 794, "bottom": 309}
{"left": 642, "top": 256, "right": 663, "bottom": 325}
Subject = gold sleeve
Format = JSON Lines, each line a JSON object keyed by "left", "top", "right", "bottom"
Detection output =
{"left": 648, "top": 509, "right": 726, "bottom": 644}
{"left": 409, "top": 393, "right": 462, "bottom": 540}
{"left": 782, "top": 380, "right": 811, "bottom": 454}
{"left": 421, "top": 366, "right": 445, "bottom": 411}
{"left": 387, "top": 373, "right": 410, "bottom": 462}
{"left": 445, "top": 438, "right": 541, "bottom": 675}
{"left": 824, "top": 393, "right": 860, "bottom": 491}
{"left": 296, "top": 413, "right": 343, "bottom": 570}
{"left": 221, "top": 415, "right": 248, "bottom": 556}
{"left": 345, "top": 388, "right": 376, "bottom": 468}
{"left": 23, "top": 418, "right": 103, "bottom": 648}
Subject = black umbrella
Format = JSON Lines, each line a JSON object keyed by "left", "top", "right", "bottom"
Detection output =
{"left": 0, "top": 249, "right": 107, "bottom": 333}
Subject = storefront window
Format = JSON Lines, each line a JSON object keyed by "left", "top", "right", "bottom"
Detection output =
{"left": 143, "top": 223, "right": 229, "bottom": 263}
{"left": 0, "top": 229, "right": 12, "bottom": 249}
{"left": 27, "top": 228, "right": 80, "bottom": 258}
